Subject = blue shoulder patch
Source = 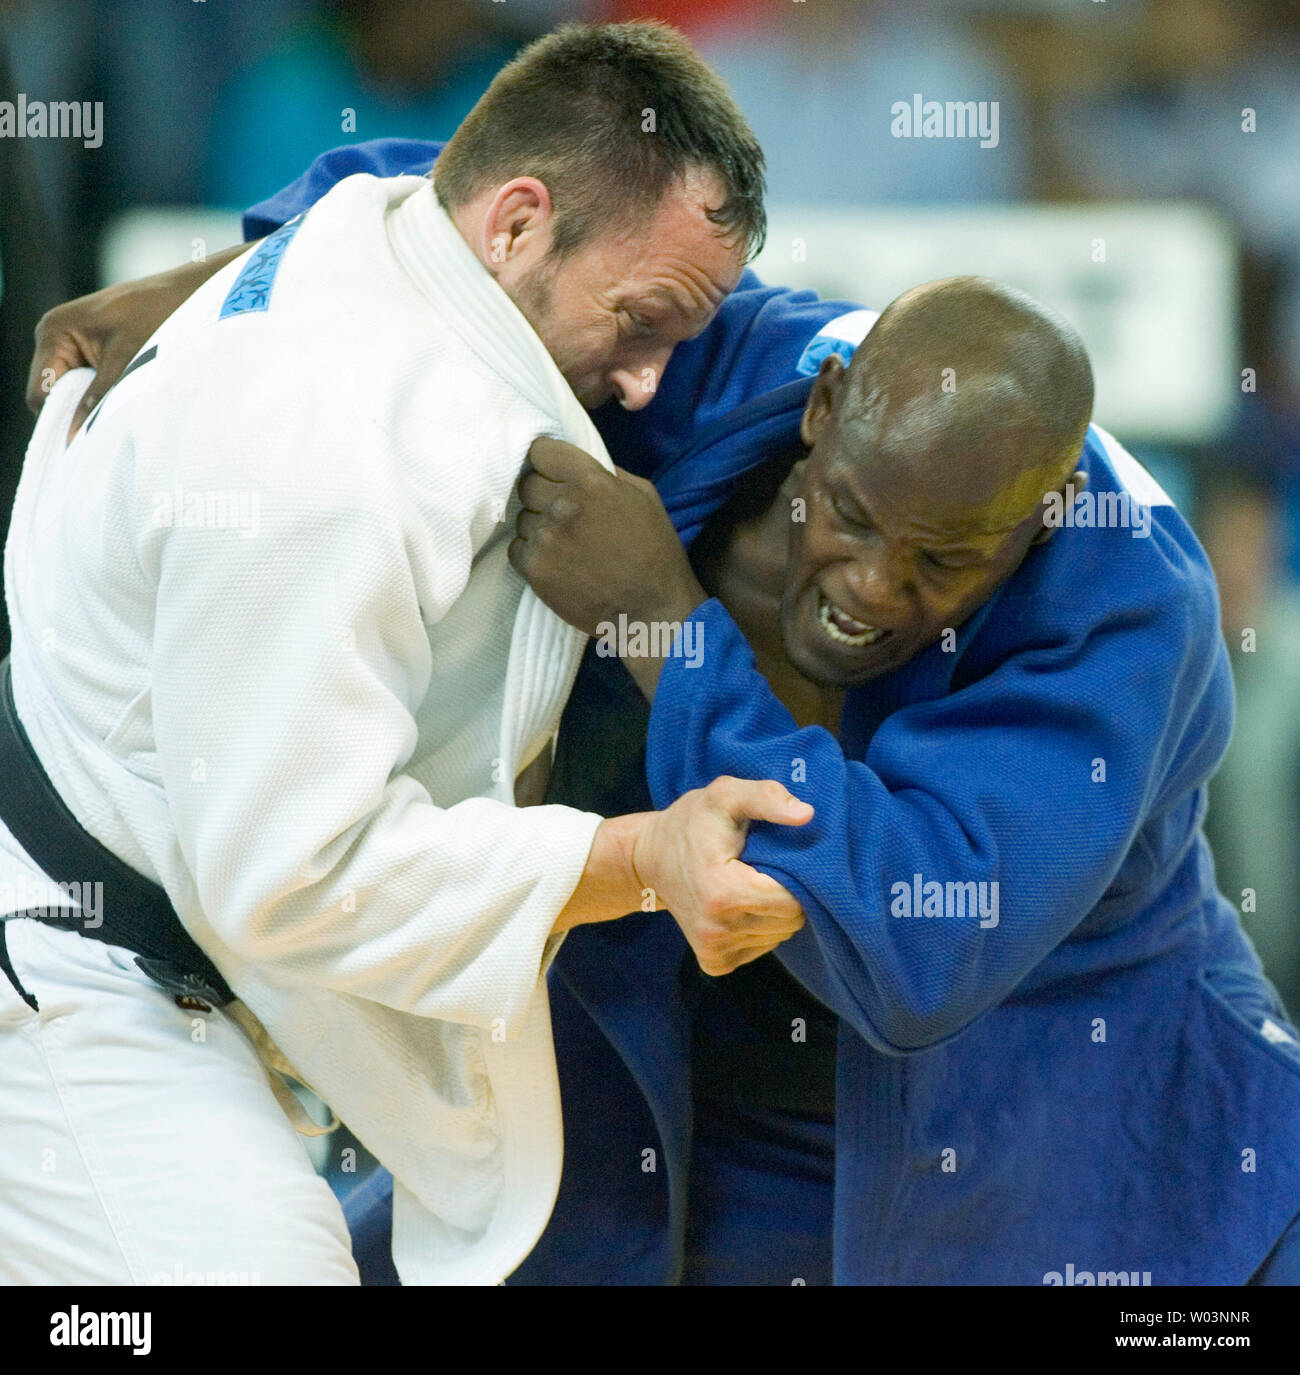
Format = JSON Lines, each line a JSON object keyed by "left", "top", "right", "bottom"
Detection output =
{"left": 219, "top": 215, "right": 304, "bottom": 320}
{"left": 794, "top": 309, "right": 880, "bottom": 378}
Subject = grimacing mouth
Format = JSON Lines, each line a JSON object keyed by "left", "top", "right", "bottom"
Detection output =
{"left": 815, "top": 587, "right": 892, "bottom": 649}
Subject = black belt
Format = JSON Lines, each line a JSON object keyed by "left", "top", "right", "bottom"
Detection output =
{"left": 0, "top": 656, "right": 233, "bottom": 1011}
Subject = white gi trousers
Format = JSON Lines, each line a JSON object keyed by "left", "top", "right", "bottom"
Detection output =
{"left": 0, "top": 918, "right": 358, "bottom": 1285}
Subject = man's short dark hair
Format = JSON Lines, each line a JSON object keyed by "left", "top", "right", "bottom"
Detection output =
{"left": 433, "top": 20, "right": 766, "bottom": 261}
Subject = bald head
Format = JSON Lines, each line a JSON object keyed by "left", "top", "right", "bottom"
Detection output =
{"left": 837, "top": 276, "right": 1094, "bottom": 528}
{"left": 780, "top": 278, "right": 1096, "bottom": 688}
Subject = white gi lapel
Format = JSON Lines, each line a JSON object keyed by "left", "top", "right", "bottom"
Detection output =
{"left": 382, "top": 179, "right": 614, "bottom": 1282}
{"left": 386, "top": 178, "right": 614, "bottom": 785}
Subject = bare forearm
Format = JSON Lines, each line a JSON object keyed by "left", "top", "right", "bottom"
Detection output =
{"left": 622, "top": 577, "right": 709, "bottom": 702}
{"left": 622, "top": 650, "right": 667, "bottom": 702}
{"left": 76, "top": 241, "right": 248, "bottom": 342}
{"left": 107, "top": 241, "right": 250, "bottom": 331}
{"left": 549, "top": 812, "right": 648, "bottom": 933}
{"left": 167, "top": 240, "right": 249, "bottom": 287}
{"left": 27, "top": 240, "right": 258, "bottom": 431}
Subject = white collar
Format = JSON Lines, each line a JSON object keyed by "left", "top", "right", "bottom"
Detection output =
{"left": 386, "top": 177, "right": 580, "bottom": 427}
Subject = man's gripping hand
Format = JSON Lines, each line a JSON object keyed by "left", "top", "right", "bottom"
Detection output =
{"left": 633, "top": 776, "right": 813, "bottom": 976}
{"left": 26, "top": 244, "right": 250, "bottom": 441}
{"left": 509, "top": 436, "right": 707, "bottom": 637}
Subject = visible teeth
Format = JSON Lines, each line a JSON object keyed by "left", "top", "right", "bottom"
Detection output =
{"left": 818, "top": 592, "right": 885, "bottom": 647}
{"left": 833, "top": 607, "right": 871, "bottom": 633}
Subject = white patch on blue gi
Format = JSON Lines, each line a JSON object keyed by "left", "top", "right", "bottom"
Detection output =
{"left": 1091, "top": 424, "right": 1174, "bottom": 507}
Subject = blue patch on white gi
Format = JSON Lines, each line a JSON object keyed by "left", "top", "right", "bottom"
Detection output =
{"left": 219, "top": 214, "right": 304, "bottom": 319}
{"left": 794, "top": 309, "right": 879, "bottom": 378}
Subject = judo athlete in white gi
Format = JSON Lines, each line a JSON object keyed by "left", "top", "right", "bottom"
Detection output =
{"left": 0, "top": 23, "right": 806, "bottom": 1285}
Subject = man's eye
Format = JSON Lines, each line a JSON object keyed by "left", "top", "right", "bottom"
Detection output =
{"left": 831, "top": 492, "right": 865, "bottom": 527}
{"left": 920, "top": 549, "right": 961, "bottom": 572}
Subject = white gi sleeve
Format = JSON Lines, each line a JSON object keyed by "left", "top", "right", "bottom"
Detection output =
{"left": 146, "top": 440, "right": 602, "bottom": 1037}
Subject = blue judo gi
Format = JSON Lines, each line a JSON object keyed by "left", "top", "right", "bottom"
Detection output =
{"left": 247, "top": 141, "right": 1300, "bottom": 1286}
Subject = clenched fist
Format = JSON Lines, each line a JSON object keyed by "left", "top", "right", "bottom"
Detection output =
{"left": 509, "top": 436, "right": 706, "bottom": 638}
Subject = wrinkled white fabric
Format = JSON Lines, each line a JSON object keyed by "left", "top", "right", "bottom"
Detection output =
{"left": 0, "top": 919, "right": 359, "bottom": 1286}
{"left": 2, "top": 174, "right": 612, "bottom": 1283}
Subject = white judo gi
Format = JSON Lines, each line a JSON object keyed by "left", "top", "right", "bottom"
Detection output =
{"left": 0, "top": 174, "right": 614, "bottom": 1285}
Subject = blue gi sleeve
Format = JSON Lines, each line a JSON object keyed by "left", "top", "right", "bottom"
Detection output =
{"left": 241, "top": 139, "right": 443, "bottom": 241}
{"left": 645, "top": 593, "right": 1226, "bottom": 1055}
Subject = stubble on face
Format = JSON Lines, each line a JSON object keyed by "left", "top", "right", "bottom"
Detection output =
{"left": 508, "top": 169, "right": 745, "bottom": 411}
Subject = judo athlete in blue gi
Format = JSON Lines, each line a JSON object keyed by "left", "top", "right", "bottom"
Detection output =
{"left": 52, "top": 138, "right": 1298, "bottom": 1285}
{"left": 509, "top": 274, "right": 1300, "bottom": 1288}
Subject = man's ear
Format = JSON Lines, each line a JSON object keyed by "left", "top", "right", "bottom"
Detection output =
{"left": 1031, "top": 467, "right": 1087, "bottom": 546}
{"left": 479, "top": 178, "right": 554, "bottom": 274}
{"left": 799, "top": 353, "right": 847, "bottom": 449}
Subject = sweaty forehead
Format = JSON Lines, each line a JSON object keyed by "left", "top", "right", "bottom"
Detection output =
{"left": 607, "top": 252, "right": 742, "bottom": 327}
{"left": 615, "top": 176, "right": 743, "bottom": 284}
{"left": 842, "top": 385, "right": 1057, "bottom": 523}
{"left": 830, "top": 433, "right": 1046, "bottom": 546}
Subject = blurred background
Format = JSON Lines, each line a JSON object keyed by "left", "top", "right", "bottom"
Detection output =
{"left": 1, "top": 0, "right": 1297, "bottom": 1161}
